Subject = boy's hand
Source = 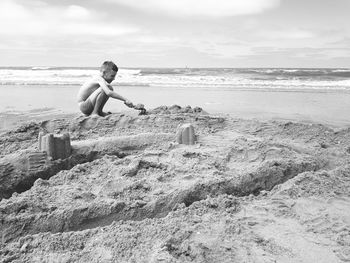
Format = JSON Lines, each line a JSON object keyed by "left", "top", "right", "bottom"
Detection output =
{"left": 124, "top": 100, "right": 134, "bottom": 108}
{"left": 134, "top": 104, "right": 145, "bottom": 110}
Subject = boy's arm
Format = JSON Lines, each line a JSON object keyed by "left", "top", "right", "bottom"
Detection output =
{"left": 96, "top": 78, "right": 132, "bottom": 104}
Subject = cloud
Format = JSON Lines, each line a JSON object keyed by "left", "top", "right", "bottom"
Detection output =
{"left": 249, "top": 46, "right": 350, "bottom": 60}
{"left": 330, "top": 37, "right": 350, "bottom": 47}
{"left": 260, "top": 29, "right": 315, "bottom": 40}
{"left": 108, "top": 0, "right": 281, "bottom": 17}
{"left": 133, "top": 35, "right": 181, "bottom": 44}
{"left": 0, "top": 0, "right": 138, "bottom": 36}
{"left": 59, "top": 23, "right": 138, "bottom": 36}
{"left": 63, "top": 5, "right": 90, "bottom": 20}
{"left": 0, "top": 0, "right": 48, "bottom": 35}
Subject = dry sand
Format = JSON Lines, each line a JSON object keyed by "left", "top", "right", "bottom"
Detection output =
{"left": 0, "top": 105, "right": 350, "bottom": 262}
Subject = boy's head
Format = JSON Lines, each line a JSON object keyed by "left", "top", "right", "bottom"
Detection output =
{"left": 100, "top": 61, "right": 118, "bottom": 83}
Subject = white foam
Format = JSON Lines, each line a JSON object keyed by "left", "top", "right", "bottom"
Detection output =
{"left": 0, "top": 68, "right": 349, "bottom": 92}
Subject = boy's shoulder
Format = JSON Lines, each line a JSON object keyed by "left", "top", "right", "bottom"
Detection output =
{"left": 93, "top": 75, "right": 109, "bottom": 85}
{"left": 84, "top": 75, "right": 107, "bottom": 86}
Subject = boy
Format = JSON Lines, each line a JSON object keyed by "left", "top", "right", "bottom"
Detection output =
{"left": 77, "top": 61, "right": 134, "bottom": 117}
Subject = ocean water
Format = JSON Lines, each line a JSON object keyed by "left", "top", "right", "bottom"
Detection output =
{"left": 0, "top": 67, "right": 350, "bottom": 91}
{"left": 1, "top": 67, "right": 350, "bottom": 127}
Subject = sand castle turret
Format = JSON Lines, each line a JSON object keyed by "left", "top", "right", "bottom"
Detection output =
{"left": 176, "top": 123, "right": 196, "bottom": 145}
{"left": 38, "top": 133, "right": 71, "bottom": 160}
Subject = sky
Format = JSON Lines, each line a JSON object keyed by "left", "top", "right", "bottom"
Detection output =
{"left": 0, "top": 0, "right": 349, "bottom": 67}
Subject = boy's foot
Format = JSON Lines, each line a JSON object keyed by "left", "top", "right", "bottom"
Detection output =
{"left": 90, "top": 113, "right": 101, "bottom": 118}
{"left": 100, "top": 111, "right": 112, "bottom": 117}
{"left": 90, "top": 112, "right": 111, "bottom": 117}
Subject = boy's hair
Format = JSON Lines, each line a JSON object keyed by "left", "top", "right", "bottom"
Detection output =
{"left": 100, "top": 61, "right": 118, "bottom": 73}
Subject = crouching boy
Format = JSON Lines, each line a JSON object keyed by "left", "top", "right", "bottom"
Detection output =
{"left": 77, "top": 61, "right": 134, "bottom": 117}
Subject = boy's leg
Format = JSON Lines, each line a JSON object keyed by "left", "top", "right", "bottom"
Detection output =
{"left": 79, "top": 88, "right": 102, "bottom": 116}
{"left": 79, "top": 88, "right": 110, "bottom": 116}
{"left": 90, "top": 89, "right": 110, "bottom": 116}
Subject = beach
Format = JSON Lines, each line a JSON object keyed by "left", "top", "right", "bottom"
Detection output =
{"left": 2, "top": 86, "right": 350, "bottom": 130}
{"left": 2, "top": 0, "right": 350, "bottom": 260}
{"left": 0, "top": 107, "right": 350, "bottom": 262}
{"left": 1, "top": 68, "right": 350, "bottom": 262}
{"left": 1, "top": 67, "right": 350, "bottom": 130}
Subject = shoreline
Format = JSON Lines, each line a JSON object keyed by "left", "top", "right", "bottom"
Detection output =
{"left": 2, "top": 84, "right": 350, "bottom": 129}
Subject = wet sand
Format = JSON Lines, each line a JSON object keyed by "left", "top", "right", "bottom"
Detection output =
{"left": 1, "top": 84, "right": 350, "bottom": 129}
{"left": 1, "top": 106, "right": 350, "bottom": 262}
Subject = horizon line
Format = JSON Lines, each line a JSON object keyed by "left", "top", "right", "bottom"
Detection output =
{"left": 0, "top": 66, "right": 349, "bottom": 69}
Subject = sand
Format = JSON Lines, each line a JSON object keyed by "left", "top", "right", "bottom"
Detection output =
{"left": 2, "top": 84, "right": 350, "bottom": 128}
{"left": 0, "top": 105, "right": 350, "bottom": 262}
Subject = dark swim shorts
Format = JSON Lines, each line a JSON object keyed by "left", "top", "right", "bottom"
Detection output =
{"left": 79, "top": 99, "right": 94, "bottom": 115}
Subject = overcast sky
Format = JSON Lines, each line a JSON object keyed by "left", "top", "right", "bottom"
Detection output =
{"left": 0, "top": 0, "right": 349, "bottom": 67}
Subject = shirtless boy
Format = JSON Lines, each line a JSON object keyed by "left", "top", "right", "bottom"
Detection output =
{"left": 77, "top": 61, "right": 134, "bottom": 117}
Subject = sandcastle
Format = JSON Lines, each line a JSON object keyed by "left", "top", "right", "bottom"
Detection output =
{"left": 38, "top": 133, "right": 71, "bottom": 160}
{"left": 176, "top": 123, "right": 196, "bottom": 145}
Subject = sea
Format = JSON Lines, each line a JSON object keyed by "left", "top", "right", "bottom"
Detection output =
{"left": 1, "top": 67, "right": 350, "bottom": 127}
{"left": 1, "top": 67, "right": 350, "bottom": 90}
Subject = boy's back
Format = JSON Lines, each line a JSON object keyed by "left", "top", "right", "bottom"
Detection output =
{"left": 77, "top": 76, "right": 105, "bottom": 103}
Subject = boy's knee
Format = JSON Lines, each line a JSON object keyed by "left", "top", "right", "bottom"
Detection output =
{"left": 100, "top": 90, "right": 109, "bottom": 98}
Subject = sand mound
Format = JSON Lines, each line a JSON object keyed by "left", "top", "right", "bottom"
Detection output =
{"left": 1, "top": 108, "right": 350, "bottom": 262}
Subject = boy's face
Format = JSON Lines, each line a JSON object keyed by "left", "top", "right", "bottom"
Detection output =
{"left": 103, "top": 70, "right": 117, "bottom": 83}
